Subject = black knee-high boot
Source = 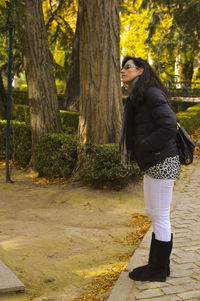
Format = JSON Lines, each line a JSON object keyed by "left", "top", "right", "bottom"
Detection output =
{"left": 129, "top": 232, "right": 156, "bottom": 276}
{"left": 129, "top": 234, "right": 173, "bottom": 282}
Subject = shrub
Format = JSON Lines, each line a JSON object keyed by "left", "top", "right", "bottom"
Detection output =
{"left": 11, "top": 122, "right": 32, "bottom": 167}
{"left": 177, "top": 103, "right": 200, "bottom": 134}
{"left": 0, "top": 120, "right": 32, "bottom": 167}
{"left": 12, "top": 89, "right": 29, "bottom": 105}
{"left": 34, "top": 134, "right": 141, "bottom": 188}
{"left": 11, "top": 104, "right": 79, "bottom": 132}
{"left": 171, "top": 101, "right": 196, "bottom": 113}
{"left": 79, "top": 143, "right": 141, "bottom": 189}
{"left": 34, "top": 133, "right": 77, "bottom": 178}
{"left": 12, "top": 89, "right": 71, "bottom": 109}
{"left": 60, "top": 110, "right": 79, "bottom": 132}
{"left": 12, "top": 104, "right": 30, "bottom": 123}
{"left": 0, "top": 120, "right": 7, "bottom": 160}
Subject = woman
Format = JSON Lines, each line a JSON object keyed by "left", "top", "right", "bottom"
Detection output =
{"left": 120, "top": 56, "right": 180, "bottom": 282}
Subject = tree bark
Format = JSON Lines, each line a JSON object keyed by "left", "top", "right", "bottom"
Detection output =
{"left": 62, "top": 11, "right": 80, "bottom": 112}
{"left": 78, "top": 0, "right": 123, "bottom": 145}
{"left": 0, "top": 72, "right": 7, "bottom": 120}
{"left": 181, "top": 54, "right": 195, "bottom": 83}
{"left": 17, "top": 0, "right": 62, "bottom": 157}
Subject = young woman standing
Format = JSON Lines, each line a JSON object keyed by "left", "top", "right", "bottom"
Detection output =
{"left": 120, "top": 56, "right": 180, "bottom": 282}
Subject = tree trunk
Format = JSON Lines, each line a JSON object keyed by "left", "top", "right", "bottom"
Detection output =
{"left": 0, "top": 71, "right": 7, "bottom": 120}
{"left": 179, "top": 46, "right": 195, "bottom": 83}
{"left": 17, "top": 0, "right": 62, "bottom": 158}
{"left": 181, "top": 58, "right": 195, "bottom": 83}
{"left": 62, "top": 11, "right": 80, "bottom": 112}
{"left": 78, "top": 0, "right": 123, "bottom": 145}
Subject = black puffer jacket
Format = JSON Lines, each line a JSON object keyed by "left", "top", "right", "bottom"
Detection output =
{"left": 127, "top": 87, "right": 178, "bottom": 171}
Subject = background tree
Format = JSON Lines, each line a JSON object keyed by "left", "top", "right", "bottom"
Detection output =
{"left": 62, "top": 10, "right": 80, "bottom": 112}
{"left": 120, "top": 0, "right": 152, "bottom": 60}
{"left": 16, "top": 0, "right": 62, "bottom": 160}
{"left": 0, "top": 4, "right": 7, "bottom": 119}
{"left": 0, "top": 1, "right": 23, "bottom": 119}
{"left": 138, "top": 0, "right": 200, "bottom": 82}
{"left": 43, "top": 0, "right": 78, "bottom": 99}
{"left": 0, "top": 71, "right": 7, "bottom": 119}
{"left": 120, "top": 0, "right": 176, "bottom": 80}
{"left": 78, "top": 0, "right": 123, "bottom": 145}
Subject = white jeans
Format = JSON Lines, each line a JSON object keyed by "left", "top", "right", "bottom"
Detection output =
{"left": 143, "top": 174, "right": 175, "bottom": 242}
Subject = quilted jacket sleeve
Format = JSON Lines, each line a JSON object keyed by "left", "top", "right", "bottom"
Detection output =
{"left": 140, "top": 87, "right": 177, "bottom": 153}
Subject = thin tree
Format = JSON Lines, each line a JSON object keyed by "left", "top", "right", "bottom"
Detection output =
{"left": 62, "top": 10, "right": 80, "bottom": 112}
{"left": 0, "top": 71, "right": 7, "bottom": 119}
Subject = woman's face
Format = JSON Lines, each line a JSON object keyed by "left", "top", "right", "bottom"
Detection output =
{"left": 121, "top": 59, "right": 143, "bottom": 84}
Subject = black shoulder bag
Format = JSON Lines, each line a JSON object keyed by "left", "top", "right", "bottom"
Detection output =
{"left": 176, "top": 122, "right": 195, "bottom": 165}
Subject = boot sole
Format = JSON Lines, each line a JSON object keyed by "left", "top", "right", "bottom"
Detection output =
{"left": 130, "top": 276, "right": 167, "bottom": 282}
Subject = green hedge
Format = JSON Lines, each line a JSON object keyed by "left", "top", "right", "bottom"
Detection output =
{"left": 177, "top": 103, "right": 200, "bottom": 134}
{"left": 12, "top": 104, "right": 79, "bottom": 132}
{"left": 1, "top": 101, "right": 199, "bottom": 188}
{"left": 60, "top": 110, "right": 79, "bottom": 132}
{"left": 0, "top": 120, "right": 32, "bottom": 167}
{"left": 33, "top": 138, "right": 141, "bottom": 188}
{"left": 12, "top": 104, "right": 30, "bottom": 123}
{"left": 0, "top": 120, "right": 140, "bottom": 187}
{"left": 0, "top": 121, "right": 7, "bottom": 159}
{"left": 12, "top": 90, "right": 29, "bottom": 105}
{"left": 34, "top": 133, "right": 77, "bottom": 178}
{"left": 12, "top": 89, "right": 64, "bottom": 107}
{"left": 79, "top": 143, "right": 140, "bottom": 188}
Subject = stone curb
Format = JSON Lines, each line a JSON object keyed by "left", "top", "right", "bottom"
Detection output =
{"left": 108, "top": 229, "right": 152, "bottom": 301}
{"left": 0, "top": 260, "right": 25, "bottom": 293}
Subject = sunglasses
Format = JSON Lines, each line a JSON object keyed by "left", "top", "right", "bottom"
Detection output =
{"left": 121, "top": 63, "right": 138, "bottom": 71}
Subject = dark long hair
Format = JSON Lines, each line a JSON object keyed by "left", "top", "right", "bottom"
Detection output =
{"left": 122, "top": 56, "right": 170, "bottom": 105}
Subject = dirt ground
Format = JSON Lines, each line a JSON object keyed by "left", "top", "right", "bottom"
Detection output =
{"left": 0, "top": 164, "right": 146, "bottom": 301}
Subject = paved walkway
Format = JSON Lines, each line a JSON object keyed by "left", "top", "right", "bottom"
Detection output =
{"left": 108, "top": 159, "right": 200, "bottom": 301}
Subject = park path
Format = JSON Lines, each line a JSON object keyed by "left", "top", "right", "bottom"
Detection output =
{"left": 108, "top": 158, "right": 200, "bottom": 301}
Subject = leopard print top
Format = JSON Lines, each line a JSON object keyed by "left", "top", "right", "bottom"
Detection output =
{"left": 145, "top": 155, "right": 181, "bottom": 179}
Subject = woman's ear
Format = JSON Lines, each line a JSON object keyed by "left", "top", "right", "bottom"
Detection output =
{"left": 138, "top": 68, "right": 144, "bottom": 76}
